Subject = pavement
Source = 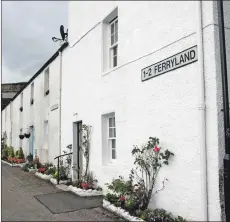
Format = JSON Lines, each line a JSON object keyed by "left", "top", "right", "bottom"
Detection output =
{"left": 1, "top": 163, "right": 124, "bottom": 221}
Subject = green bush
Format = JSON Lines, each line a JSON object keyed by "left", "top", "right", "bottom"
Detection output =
{"left": 27, "top": 153, "right": 33, "bottom": 162}
{"left": 8, "top": 147, "right": 15, "bottom": 157}
{"left": 1, "top": 146, "right": 9, "bottom": 160}
{"left": 18, "top": 147, "right": 24, "bottom": 159}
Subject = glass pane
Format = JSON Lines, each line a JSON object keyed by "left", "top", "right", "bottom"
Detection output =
{"left": 113, "top": 46, "right": 117, "bottom": 56}
{"left": 111, "top": 23, "right": 115, "bottom": 35}
{"left": 111, "top": 34, "right": 114, "bottom": 46}
{"left": 112, "top": 149, "right": 116, "bottom": 159}
{"left": 109, "top": 117, "right": 115, "bottom": 127}
{"left": 112, "top": 139, "right": 116, "bottom": 148}
{"left": 115, "top": 20, "right": 118, "bottom": 32}
{"left": 115, "top": 31, "right": 118, "bottom": 43}
{"left": 109, "top": 128, "right": 116, "bottom": 138}
{"left": 113, "top": 55, "right": 117, "bottom": 67}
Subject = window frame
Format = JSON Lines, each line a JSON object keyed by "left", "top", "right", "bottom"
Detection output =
{"left": 44, "top": 68, "right": 50, "bottom": 96}
{"left": 108, "top": 115, "right": 116, "bottom": 161}
{"left": 109, "top": 17, "right": 118, "bottom": 68}
{"left": 30, "top": 82, "right": 34, "bottom": 105}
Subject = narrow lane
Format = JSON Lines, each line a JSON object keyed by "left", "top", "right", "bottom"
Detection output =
{"left": 1, "top": 163, "right": 121, "bottom": 221}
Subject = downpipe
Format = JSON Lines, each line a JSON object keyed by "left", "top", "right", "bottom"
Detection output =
{"left": 217, "top": 1, "right": 230, "bottom": 221}
{"left": 59, "top": 49, "right": 63, "bottom": 156}
{"left": 196, "top": 1, "right": 209, "bottom": 221}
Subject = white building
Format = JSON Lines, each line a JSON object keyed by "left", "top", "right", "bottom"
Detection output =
{"left": 1, "top": 42, "right": 68, "bottom": 163}
{"left": 61, "top": 1, "right": 230, "bottom": 221}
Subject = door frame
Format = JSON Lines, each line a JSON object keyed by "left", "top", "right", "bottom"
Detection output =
{"left": 72, "top": 120, "right": 82, "bottom": 181}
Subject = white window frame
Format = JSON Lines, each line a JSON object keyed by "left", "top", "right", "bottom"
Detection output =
{"left": 44, "top": 68, "right": 49, "bottom": 96}
{"left": 108, "top": 115, "right": 116, "bottom": 161}
{"left": 109, "top": 17, "right": 118, "bottom": 68}
{"left": 30, "top": 82, "right": 34, "bottom": 104}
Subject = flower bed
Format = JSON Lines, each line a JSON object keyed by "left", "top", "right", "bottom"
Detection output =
{"left": 67, "top": 185, "right": 103, "bottom": 197}
{"left": 103, "top": 200, "right": 144, "bottom": 221}
{"left": 35, "top": 172, "right": 52, "bottom": 180}
{"left": 1, "top": 159, "right": 20, "bottom": 167}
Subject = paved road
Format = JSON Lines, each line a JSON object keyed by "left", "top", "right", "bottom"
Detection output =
{"left": 2, "top": 163, "right": 122, "bottom": 221}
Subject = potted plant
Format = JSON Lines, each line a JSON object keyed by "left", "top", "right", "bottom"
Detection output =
{"left": 24, "top": 132, "right": 31, "bottom": 138}
{"left": 19, "top": 134, "right": 24, "bottom": 139}
{"left": 17, "top": 147, "right": 25, "bottom": 163}
{"left": 27, "top": 153, "right": 33, "bottom": 162}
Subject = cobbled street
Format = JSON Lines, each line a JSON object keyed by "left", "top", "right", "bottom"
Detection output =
{"left": 1, "top": 163, "right": 123, "bottom": 221}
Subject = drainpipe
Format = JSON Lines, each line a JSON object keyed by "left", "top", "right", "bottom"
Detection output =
{"left": 217, "top": 1, "right": 230, "bottom": 221}
{"left": 196, "top": 1, "right": 208, "bottom": 221}
{"left": 59, "top": 49, "right": 63, "bottom": 156}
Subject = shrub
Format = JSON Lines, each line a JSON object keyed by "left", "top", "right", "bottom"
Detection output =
{"left": 2, "top": 147, "right": 9, "bottom": 160}
{"left": 44, "top": 165, "right": 56, "bottom": 175}
{"left": 27, "top": 153, "right": 33, "bottom": 162}
{"left": 105, "top": 175, "right": 133, "bottom": 196}
{"left": 8, "top": 147, "right": 15, "bottom": 157}
{"left": 104, "top": 193, "right": 120, "bottom": 206}
{"left": 18, "top": 147, "right": 24, "bottom": 159}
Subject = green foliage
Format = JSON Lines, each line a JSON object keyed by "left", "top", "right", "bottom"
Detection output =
{"left": 1, "top": 146, "right": 9, "bottom": 160}
{"left": 8, "top": 146, "right": 15, "bottom": 157}
{"left": 105, "top": 175, "right": 133, "bottom": 196}
{"left": 27, "top": 153, "right": 33, "bottom": 162}
{"left": 18, "top": 147, "right": 24, "bottom": 159}
{"left": 131, "top": 137, "right": 174, "bottom": 209}
{"left": 44, "top": 165, "right": 56, "bottom": 175}
{"left": 174, "top": 216, "right": 187, "bottom": 222}
{"left": 104, "top": 193, "right": 120, "bottom": 206}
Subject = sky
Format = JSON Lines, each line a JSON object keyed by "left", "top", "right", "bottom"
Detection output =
{"left": 2, "top": 1, "right": 68, "bottom": 83}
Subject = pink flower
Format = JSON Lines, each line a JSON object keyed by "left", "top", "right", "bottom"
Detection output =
{"left": 153, "top": 146, "right": 160, "bottom": 152}
{"left": 120, "top": 195, "right": 125, "bottom": 201}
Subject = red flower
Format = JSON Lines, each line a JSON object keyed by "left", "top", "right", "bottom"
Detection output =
{"left": 153, "top": 146, "right": 160, "bottom": 152}
{"left": 39, "top": 168, "right": 46, "bottom": 173}
{"left": 81, "top": 182, "right": 88, "bottom": 189}
{"left": 120, "top": 195, "right": 125, "bottom": 201}
{"left": 87, "top": 184, "right": 93, "bottom": 189}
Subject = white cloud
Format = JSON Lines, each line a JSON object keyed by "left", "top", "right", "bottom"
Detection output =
{"left": 2, "top": 1, "right": 68, "bottom": 83}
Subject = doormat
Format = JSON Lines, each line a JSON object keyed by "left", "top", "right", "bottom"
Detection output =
{"left": 34, "top": 191, "right": 103, "bottom": 214}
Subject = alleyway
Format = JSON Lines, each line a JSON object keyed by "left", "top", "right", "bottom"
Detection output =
{"left": 1, "top": 163, "right": 122, "bottom": 221}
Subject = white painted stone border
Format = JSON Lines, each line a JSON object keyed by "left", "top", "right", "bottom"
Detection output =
{"left": 103, "top": 200, "right": 144, "bottom": 222}
{"left": 35, "top": 172, "right": 53, "bottom": 180}
{"left": 1, "top": 160, "right": 23, "bottom": 167}
{"left": 50, "top": 177, "right": 68, "bottom": 185}
{"left": 67, "top": 185, "right": 103, "bottom": 197}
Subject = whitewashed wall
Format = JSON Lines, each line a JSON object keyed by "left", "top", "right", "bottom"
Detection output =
{"left": 2, "top": 54, "right": 62, "bottom": 164}
{"left": 62, "top": 1, "right": 223, "bottom": 221}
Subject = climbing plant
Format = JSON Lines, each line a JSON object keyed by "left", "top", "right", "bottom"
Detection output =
{"left": 131, "top": 137, "right": 174, "bottom": 209}
{"left": 80, "top": 124, "right": 92, "bottom": 180}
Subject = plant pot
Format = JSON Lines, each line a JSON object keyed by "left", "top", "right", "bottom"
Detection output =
{"left": 19, "top": 134, "right": 24, "bottom": 139}
{"left": 24, "top": 133, "right": 31, "bottom": 138}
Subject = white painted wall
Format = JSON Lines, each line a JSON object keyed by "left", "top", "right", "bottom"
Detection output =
{"left": 2, "top": 53, "right": 62, "bottom": 165}
{"left": 62, "top": 1, "right": 223, "bottom": 220}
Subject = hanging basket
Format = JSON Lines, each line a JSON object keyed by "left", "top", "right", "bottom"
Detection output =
{"left": 24, "top": 133, "right": 31, "bottom": 138}
{"left": 19, "top": 134, "right": 24, "bottom": 140}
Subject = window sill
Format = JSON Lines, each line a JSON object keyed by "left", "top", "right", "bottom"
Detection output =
{"left": 102, "top": 65, "right": 121, "bottom": 77}
{"left": 103, "top": 159, "right": 117, "bottom": 167}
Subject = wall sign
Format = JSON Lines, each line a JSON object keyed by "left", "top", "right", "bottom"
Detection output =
{"left": 141, "top": 45, "right": 198, "bottom": 81}
{"left": 50, "top": 104, "right": 58, "bottom": 111}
